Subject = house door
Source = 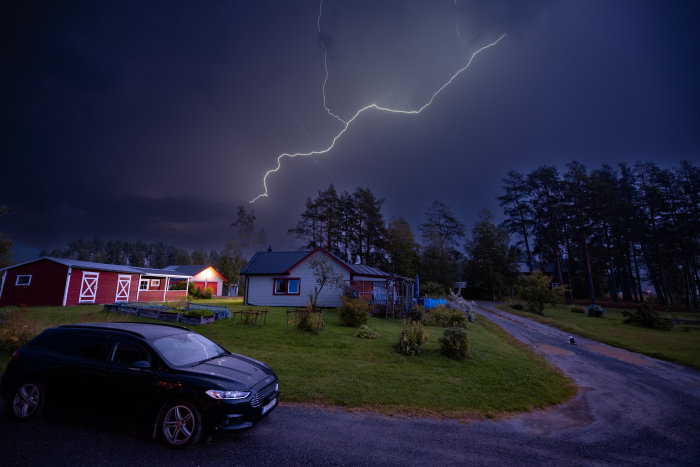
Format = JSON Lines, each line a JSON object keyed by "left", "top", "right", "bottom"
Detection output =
{"left": 115, "top": 275, "right": 131, "bottom": 303}
{"left": 79, "top": 272, "right": 100, "bottom": 303}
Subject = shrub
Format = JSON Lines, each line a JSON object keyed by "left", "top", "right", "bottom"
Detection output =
{"left": 337, "top": 297, "right": 370, "bottom": 327}
{"left": 182, "top": 309, "right": 214, "bottom": 319}
{"left": 398, "top": 321, "right": 429, "bottom": 356}
{"left": 0, "top": 308, "right": 42, "bottom": 352}
{"left": 164, "top": 297, "right": 189, "bottom": 311}
{"left": 445, "top": 290, "right": 477, "bottom": 322}
{"left": 421, "top": 308, "right": 438, "bottom": 326}
{"left": 510, "top": 303, "right": 524, "bottom": 311}
{"left": 516, "top": 272, "right": 565, "bottom": 315}
{"left": 188, "top": 283, "right": 203, "bottom": 299}
{"left": 439, "top": 327, "right": 469, "bottom": 360}
{"left": 354, "top": 325, "right": 380, "bottom": 339}
{"left": 409, "top": 305, "right": 424, "bottom": 323}
{"left": 622, "top": 304, "right": 671, "bottom": 330}
{"left": 420, "top": 281, "right": 446, "bottom": 298}
{"left": 585, "top": 304, "right": 606, "bottom": 317}
{"left": 296, "top": 307, "right": 325, "bottom": 334}
{"left": 569, "top": 305, "right": 585, "bottom": 314}
{"left": 423, "top": 306, "right": 467, "bottom": 328}
{"left": 204, "top": 287, "right": 213, "bottom": 299}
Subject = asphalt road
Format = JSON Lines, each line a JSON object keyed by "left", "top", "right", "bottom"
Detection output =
{"left": 1, "top": 305, "right": 699, "bottom": 466}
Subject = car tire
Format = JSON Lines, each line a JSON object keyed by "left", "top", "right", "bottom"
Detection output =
{"left": 159, "top": 400, "right": 202, "bottom": 448}
{"left": 11, "top": 380, "right": 45, "bottom": 421}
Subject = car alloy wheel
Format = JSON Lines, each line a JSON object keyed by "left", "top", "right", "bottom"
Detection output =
{"left": 12, "top": 381, "right": 44, "bottom": 420}
{"left": 161, "top": 401, "right": 202, "bottom": 448}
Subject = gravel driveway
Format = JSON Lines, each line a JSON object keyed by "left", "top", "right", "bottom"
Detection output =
{"left": 474, "top": 304, "right": 700, "bottom": 465}
{"left": 1, "top": 306, "right": 699, "bottom": 465}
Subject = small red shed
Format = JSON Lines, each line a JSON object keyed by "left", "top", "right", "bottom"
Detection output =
{"left": 0, "top": 257, "right": 191, "bottom": 307}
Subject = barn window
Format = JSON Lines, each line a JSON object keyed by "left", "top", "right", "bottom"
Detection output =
{"left": 15, "top": 275, "right": 32, "bottom": 286}
{"left": 139, "top": 280, "right": 149, "bottom": 290}
{"left": 150, "top": 279, "right": 160, "bottom": 288}
{"left": 273, "top": 278, "right": 300, "bottom": 295}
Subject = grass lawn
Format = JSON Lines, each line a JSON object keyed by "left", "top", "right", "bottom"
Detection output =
{"left": 497, "top": 304, "right": 700, "bottom": 371}
{"left": 0, "top": 303, "right": 575, "bottom": 419}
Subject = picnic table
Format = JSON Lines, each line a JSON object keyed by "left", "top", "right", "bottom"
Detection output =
{"left": 232, "top": 308, "right": 268, "bottom": 327}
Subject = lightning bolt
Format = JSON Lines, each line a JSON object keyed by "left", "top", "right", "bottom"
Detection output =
{"left": 318, "top": 0, "right": 346, "bottom": 124}
{"left": 250, "top": 4, "right": 505, "bottom": 203}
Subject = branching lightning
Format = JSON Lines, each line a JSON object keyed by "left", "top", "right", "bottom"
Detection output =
{"left": 318, "top": 0, "right": 346, "bottom": 125}
{"left": 250, "top": 2, "right": 505, "bottom": 203}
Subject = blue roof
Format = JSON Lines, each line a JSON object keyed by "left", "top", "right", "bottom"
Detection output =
{"left": 346, "top": 263, "right": 389, "bottom": 277}
{"left": 240, "top": 251, "right": 310, "bottom": 275}
{"left": 240, "top": 248, "right": 390, "bottom": 278}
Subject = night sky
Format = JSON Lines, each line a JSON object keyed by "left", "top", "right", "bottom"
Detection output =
{"left": 2, "top": 0, "right": 699, "bottom": 260}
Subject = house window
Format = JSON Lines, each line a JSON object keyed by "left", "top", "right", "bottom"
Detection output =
{"left": 150, "top": 279, "right": 160, "bottom": 288}
{"left": 15, "top": 275, "right": 32, "bottom": 286}
{"left": 139, "top": 280, "right": 149, "bottom": 290}
{"left": 273, "top": 278, "right": 300, "bottom": 295}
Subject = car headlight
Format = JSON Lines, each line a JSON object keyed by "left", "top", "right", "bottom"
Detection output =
{"left": 206, "top": 389, "right": 250, "bottom": 400}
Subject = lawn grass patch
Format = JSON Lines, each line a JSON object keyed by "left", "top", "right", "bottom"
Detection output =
{"left": 0, "top": 303, "right": 575, "bottom": 419}
{"left": 498, "top": 304, "right": 700, "bottom": 370}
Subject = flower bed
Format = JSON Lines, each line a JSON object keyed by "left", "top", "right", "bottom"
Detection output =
{"left": 104, "top": 302, "right": 221, "bottom": 325}
{"left": 180, "top": 309, "right": 215, "bottom": 325}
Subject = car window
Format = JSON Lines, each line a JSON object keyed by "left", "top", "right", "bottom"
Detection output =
{"left": 151, "top": 332, "right": 227, "bottom": 367}
{"left": 111, "top": 341, "right": 150, "bottom": 366}
{"left": 33, "top": 333, "right": 107, "bottom": 361}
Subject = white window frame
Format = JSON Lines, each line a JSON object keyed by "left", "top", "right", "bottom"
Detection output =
{"left": 150, "top": 279, "right": 160, "bottom": 288}
{"left": 139, "top": 279, "right": 149, "bottom": 290}
{"left": 15, "top": 275, "right": 32, "bottom": 286}
{"left": 273, "top": 278, "right": 301, "bottom": 295}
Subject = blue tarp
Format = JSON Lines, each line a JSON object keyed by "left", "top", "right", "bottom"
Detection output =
{"left": 423, "top": 298, "right": 447, "bottom": 309}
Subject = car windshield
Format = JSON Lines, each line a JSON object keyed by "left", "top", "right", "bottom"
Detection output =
{"left": 151, "top": 332, "right": 228, "bottom": 367}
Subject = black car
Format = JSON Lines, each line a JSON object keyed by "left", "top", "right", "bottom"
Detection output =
{"left": 0, "top": 322, "right": 279, "bottom": 447}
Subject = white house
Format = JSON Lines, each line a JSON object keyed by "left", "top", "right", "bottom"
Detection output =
{"left": 240, "top": 248, "right": 390, "bottom": 308}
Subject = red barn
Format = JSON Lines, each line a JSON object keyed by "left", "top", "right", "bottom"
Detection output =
{"left": 0, "top": 258, "right": 191, "bottom": 307}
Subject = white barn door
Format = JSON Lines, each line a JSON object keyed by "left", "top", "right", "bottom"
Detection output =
{"left": 79, "top": 272, "right": 100, "bottom": 303}
{"left": 115, "top": 275, "right": 131, "bottom": 303}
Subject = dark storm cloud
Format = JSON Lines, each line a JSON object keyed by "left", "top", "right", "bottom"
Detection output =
{"left": 1, "top": 0, "right": 698, "bottom": 259}
{"left": 2, "top": 191, "right": 234, "bottom": 250}
{"left": 454, "top": 0, "right": 553, "bottom": 41}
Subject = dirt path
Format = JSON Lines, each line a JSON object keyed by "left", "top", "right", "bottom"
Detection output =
{"left": 476, "top": 304, "right": 700, "bottom": 461}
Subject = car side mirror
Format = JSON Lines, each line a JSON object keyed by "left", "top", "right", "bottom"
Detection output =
{"left": 131, "top": 360, "right": 151, "bottom": 370}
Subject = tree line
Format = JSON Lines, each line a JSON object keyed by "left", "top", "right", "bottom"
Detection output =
{"left": 26, "top": 158, "right": 698, "bottom": 308}
{"left": 499, "top": 160, "right": 699, "bottom": 307}
{"left": 293, "top": 160, "right": 698, "bottom": 308}
{"left": 287, "top": 185, "right": 490, "bottom": 297}
{"left": 38, "top": 206, "right": 268, "bottom": 292}
{"left": 40, "top": 239, "right": 219, "bottom": 269}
